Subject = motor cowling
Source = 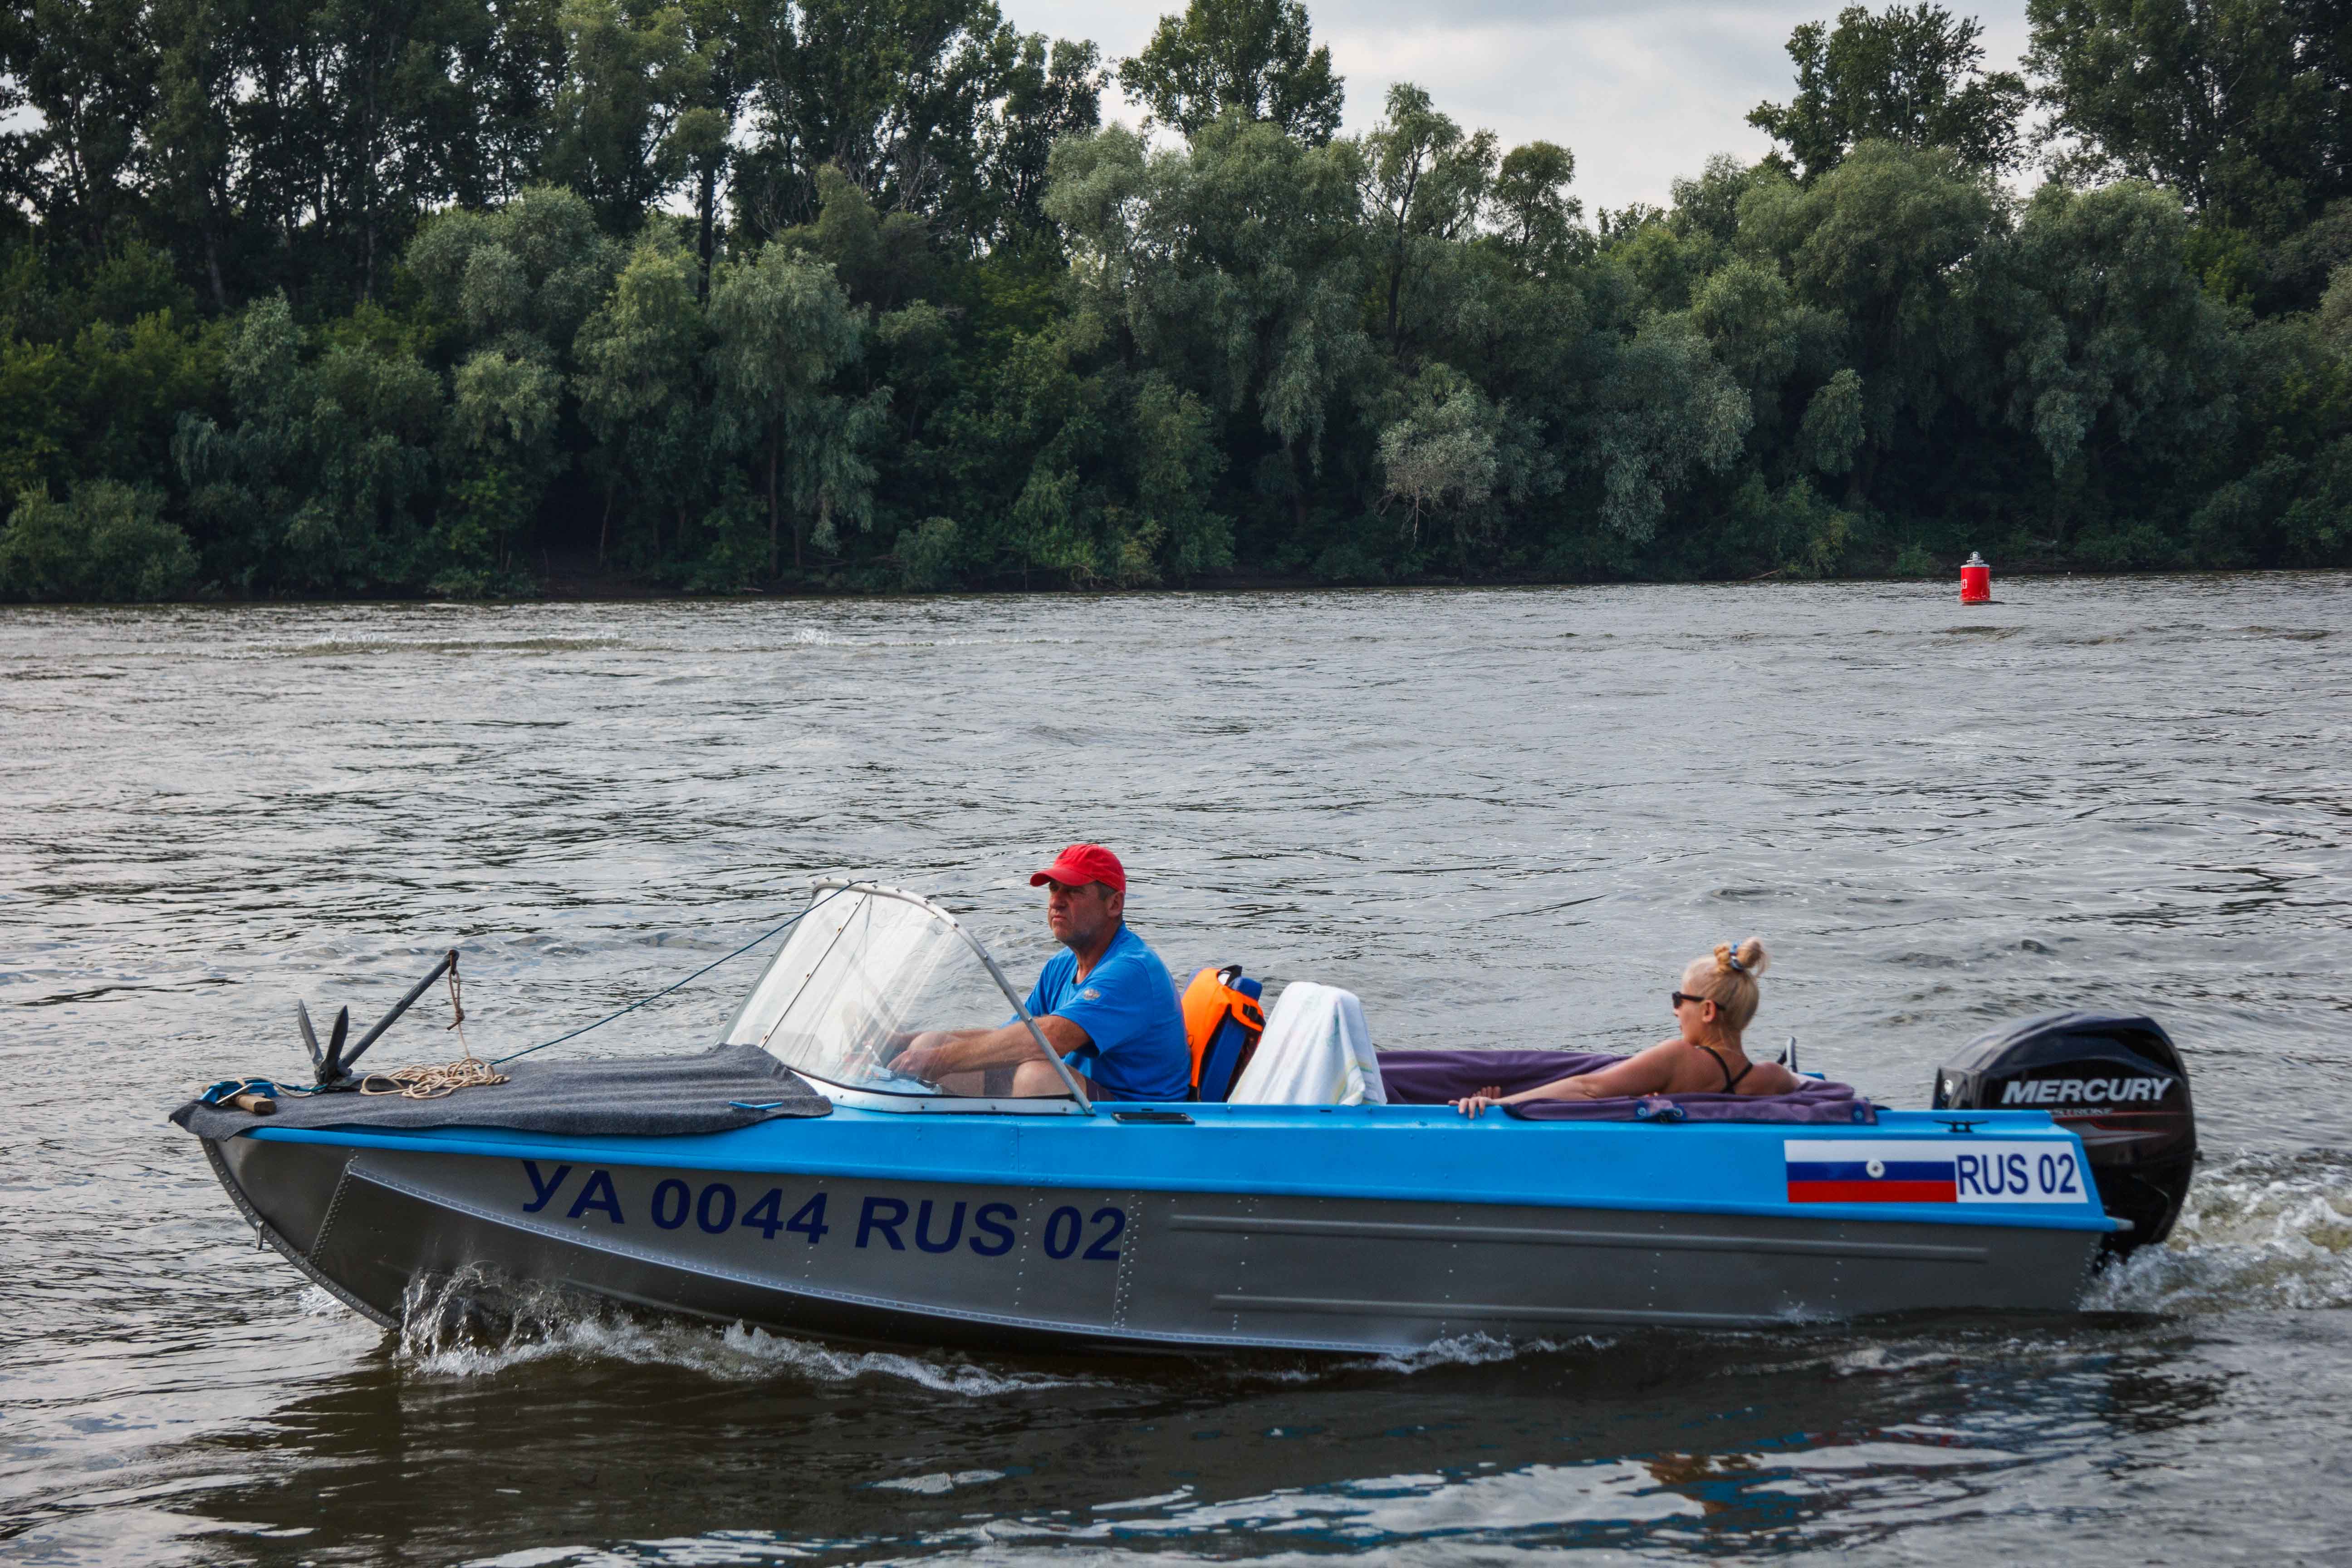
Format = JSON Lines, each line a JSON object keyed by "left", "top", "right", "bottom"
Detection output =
{"left": 1933, "top": 1011, "right": 2196, "bottom": 1256}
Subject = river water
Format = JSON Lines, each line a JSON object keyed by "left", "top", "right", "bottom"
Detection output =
{"left": 3, "top": 578, "right": 2349, "bottom": 1565}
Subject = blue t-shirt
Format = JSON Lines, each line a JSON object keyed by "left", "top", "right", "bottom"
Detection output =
{"left": 1021, "top": 924, "right": 1190, "bottom": 1102}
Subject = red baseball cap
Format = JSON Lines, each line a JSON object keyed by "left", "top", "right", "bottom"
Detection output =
{"left": 1030, "top": 843, "right": 1127, "bottom": 893}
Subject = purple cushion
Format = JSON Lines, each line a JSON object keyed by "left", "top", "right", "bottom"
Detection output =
{"left": 1374, "top": 1049, "right": 1877, "bottom": 1125}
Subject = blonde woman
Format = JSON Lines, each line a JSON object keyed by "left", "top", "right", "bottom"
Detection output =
{"left": 1454, "top": 939, "right": 1797, "bottom": 1117}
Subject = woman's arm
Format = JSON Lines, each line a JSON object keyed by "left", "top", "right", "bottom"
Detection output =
{"left": 1454, "top": 1043, "right": 1679, "bottom": 1117}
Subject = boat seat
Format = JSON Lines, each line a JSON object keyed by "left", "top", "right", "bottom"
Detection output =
{"left": 1377, "top": 1048, "right": 1873, "bottom": 1123}
{"left": 1377, "top": 1049, "right": 1621, "bottom": 1105}
{"left": 1226, "top": 982, "right": 1386, "bottom": 1104}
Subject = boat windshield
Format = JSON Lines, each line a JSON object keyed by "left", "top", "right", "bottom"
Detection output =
{"left": 725, "top": 883, "right": 1080, "bottom": 1103}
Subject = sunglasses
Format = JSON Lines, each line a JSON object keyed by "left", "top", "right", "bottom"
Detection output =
{"left": 1669, "top": 991, "right": 1715, "bottom": 1009}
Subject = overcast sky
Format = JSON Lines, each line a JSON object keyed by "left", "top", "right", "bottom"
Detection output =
{"left": 1008, "top": 0, "right": 2035, "bottom": 214}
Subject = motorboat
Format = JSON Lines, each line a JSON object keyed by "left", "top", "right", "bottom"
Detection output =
{"left": 175, "top": 882, "right": 2198, "bottom": 1354}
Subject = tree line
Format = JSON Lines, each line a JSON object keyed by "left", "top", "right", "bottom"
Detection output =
{"left": 0, "top": 0, "right": 2347, "bottom": 600}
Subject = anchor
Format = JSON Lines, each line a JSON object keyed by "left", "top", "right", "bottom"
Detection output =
{"left": 297, "top": 949, "right": 460, "bottom": 1087}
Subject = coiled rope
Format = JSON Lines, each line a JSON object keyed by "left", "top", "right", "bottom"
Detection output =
{"left": 361, "top": 956, "right": 508, "bottom": 1098}
{"left": 360, "top": 1058, "right": 509, "bottom": 1098}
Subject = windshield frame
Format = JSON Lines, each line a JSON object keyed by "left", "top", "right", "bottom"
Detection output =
{"left": 728, "top": 880, "right": 1096, "bottom": 1117}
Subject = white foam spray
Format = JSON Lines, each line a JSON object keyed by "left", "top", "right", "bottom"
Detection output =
{"left": 388, "top": 1267, "right": 1088, "bottom": 1394}
{"left": 2088, "top": 1148, "right": 2352, "bottom": 1314}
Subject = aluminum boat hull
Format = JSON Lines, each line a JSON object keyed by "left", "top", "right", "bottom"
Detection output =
{"left": 199, "top": 1102, "right": 2118, "bottom": 1353}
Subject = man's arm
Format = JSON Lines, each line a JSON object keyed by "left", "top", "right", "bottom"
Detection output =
{"left": 895, "top": 1015, "right": 1091, "bottom": 1082}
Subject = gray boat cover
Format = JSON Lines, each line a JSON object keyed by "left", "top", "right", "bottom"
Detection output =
{"left": 170, "top": 1043, "right": 830, "bottom": 1141}
{"left": 1376, "top": 1049, "right": 1876, "bottom": 1124}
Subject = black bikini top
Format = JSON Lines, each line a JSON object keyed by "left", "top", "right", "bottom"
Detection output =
{"left": 1704, "top": 1045, "right": 1754, "bottom": 1092}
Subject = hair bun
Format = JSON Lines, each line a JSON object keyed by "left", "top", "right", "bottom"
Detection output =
{"left": 1715, "top": 937, "right": 1770, "bottom": 978}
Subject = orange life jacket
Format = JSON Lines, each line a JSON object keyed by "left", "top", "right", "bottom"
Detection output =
{"left": 1182, "top": 965, "right": 1266, "bottom": 1102}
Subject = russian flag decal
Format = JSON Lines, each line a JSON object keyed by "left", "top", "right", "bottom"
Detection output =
{"left": 1782, "top": 1139, "right": 2090, "bottom": 1205}
{"left": 1784, "top": 1140, "right": 1957, "bottom": 1203}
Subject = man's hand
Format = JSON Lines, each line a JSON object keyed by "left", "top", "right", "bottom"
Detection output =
{"left": 892, "top": 1041, "right": 947, "bottom": 1083}
{"left": 883, "top": 1017, "right": 1091, "bottom": 1088}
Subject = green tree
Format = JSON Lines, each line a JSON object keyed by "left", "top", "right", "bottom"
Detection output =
{"left": 1796, "top": 365, "right": 1866, "bottom": 475}
{"left": 2181, "top": 304, "right": 2352, "bottom": 567}
{"left": 1671, "top": 153, "right": 1769, "bottom": 247}
{"left": 784, "top": 164, "right": 940, "bottom": 311}
{"left": 1750, "top": 3, "right": 2027, "bottom": 180}
{"left": 2027, "top": 0, "right": 2352, "bottom": 241}
{"left": 212, "top": 0, "right": 566, "bottom": 307}
{"left": 0, "top": 337, "right": 73, "bottom": 501}
{"left": 1489, "top": 141, "right": 1585, "bottom": 275}
{"left": 728, "top": 0, "right": 1018, "bottom": 240}
{"left": 1118, "top": 0, "right": 1344, "bottom": 144}
{"left": 543, "top": 0, "right": 710, "bottom": 233}
{"left": 63, "top": 306, "right": 225, "bottom": 492}
{"left": 3, "top": 0, "right": 2347, "bottom": 594}
{"left": 573, "top": 232, "right": 709, "bottom": 563}
{"left": 323, "top": 0, "right": 536, "bottom": 300}
{"left": 1603, "top": 157, "right": 1772, "bottom": 313}
{"left": 2322, "top": 264, "right": 2352, "bottom": 352}
{"left": 0, "top": 479, "right": 195, "bottom": 600}
{"left": 436, "top": 0, "right": 573, "bottom": 210}
{"left": 1691, "top": 256, "right": 1814, "bottom": 435}
{"left": 1049, "top": 118, "right": 1371, "bottom": 529}
{"left": 406, "top": 184, "right": 624, "bottom": 358}
{"left": 677, "top": 0, "right": 752, "bottom": 292}
{"left": 1740, "top": 142, "right": 2002, "bottom": 507}
{"left": 436, "top": 346, "right": 562, "bottom": 592}
{"left": 1360, "top": 83, "right": 1497, "bottom": 349}
{"left": 1131, "top": 373, "right": 1232, "bottom": 576}
{"left": 705, "top": 241, "right": 875, "bottom": 572}
{"left": 1585, "top": 315, "right": 1751, "bottom": 541}
{"left": 173, "top": 294, "right": 443, "bottom": 593}
{"left": 892, "top": 514, "right": 960, "bottom": 587}
{"left": 147, "top": 0, "right": 239, "bottom": 310}
{"left": 0, "top": 0, "right": 157, "bottom": 251}
{"left": 1376, "top": 363, "right": 1501, "bottom": 544}
{"left": 2000, "top": 180, "right": 2239, "bottom": 494}
{"left": 978, "top": 35, "right": 1106, "bottom": 246}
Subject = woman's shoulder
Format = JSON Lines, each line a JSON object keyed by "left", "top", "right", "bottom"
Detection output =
{"left": 1638, "top": 1039, "right": 1717, "bottom": 1091}
{"left": 1737, "top": 1059, "right": 1806, "bottom": 1096}
{"left": 1632, "top": 1038, "right": 1693, "bottom": 1072}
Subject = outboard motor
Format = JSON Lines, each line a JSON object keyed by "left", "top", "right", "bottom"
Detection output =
{"left": 1933, "top": 1011, "right": 2196, "bottom": 1257}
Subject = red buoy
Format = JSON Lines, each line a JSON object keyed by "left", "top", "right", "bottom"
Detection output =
{"left": 1960, "top": 551, "right": 1991, "bottom": 604}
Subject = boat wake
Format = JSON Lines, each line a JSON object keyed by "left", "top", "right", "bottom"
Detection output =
{"left": 1367, "top": 1332, "right": 1612, "bottom": 1374}
{"left": 388, "top": 1267, "right": 1092, "bottom": 1395}
{"left": 377, "top": 1267, "right": 1612, "bottom": 1392}
{"left": 2087, "top": 1148, "right": 2352, "bottom": 1314}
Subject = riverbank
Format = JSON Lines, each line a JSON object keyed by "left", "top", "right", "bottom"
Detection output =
{"left": 8, "top": 549, "right": 2323, "bottom": 608}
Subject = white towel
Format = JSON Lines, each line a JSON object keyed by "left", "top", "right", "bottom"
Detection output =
{"left": 1228, "top": 982, "right": 1386, "bottom": 1105}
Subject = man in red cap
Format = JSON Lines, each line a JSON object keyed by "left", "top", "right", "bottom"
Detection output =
{"left": 892, "top": 844, "right": 1191, "bottom": 1102}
